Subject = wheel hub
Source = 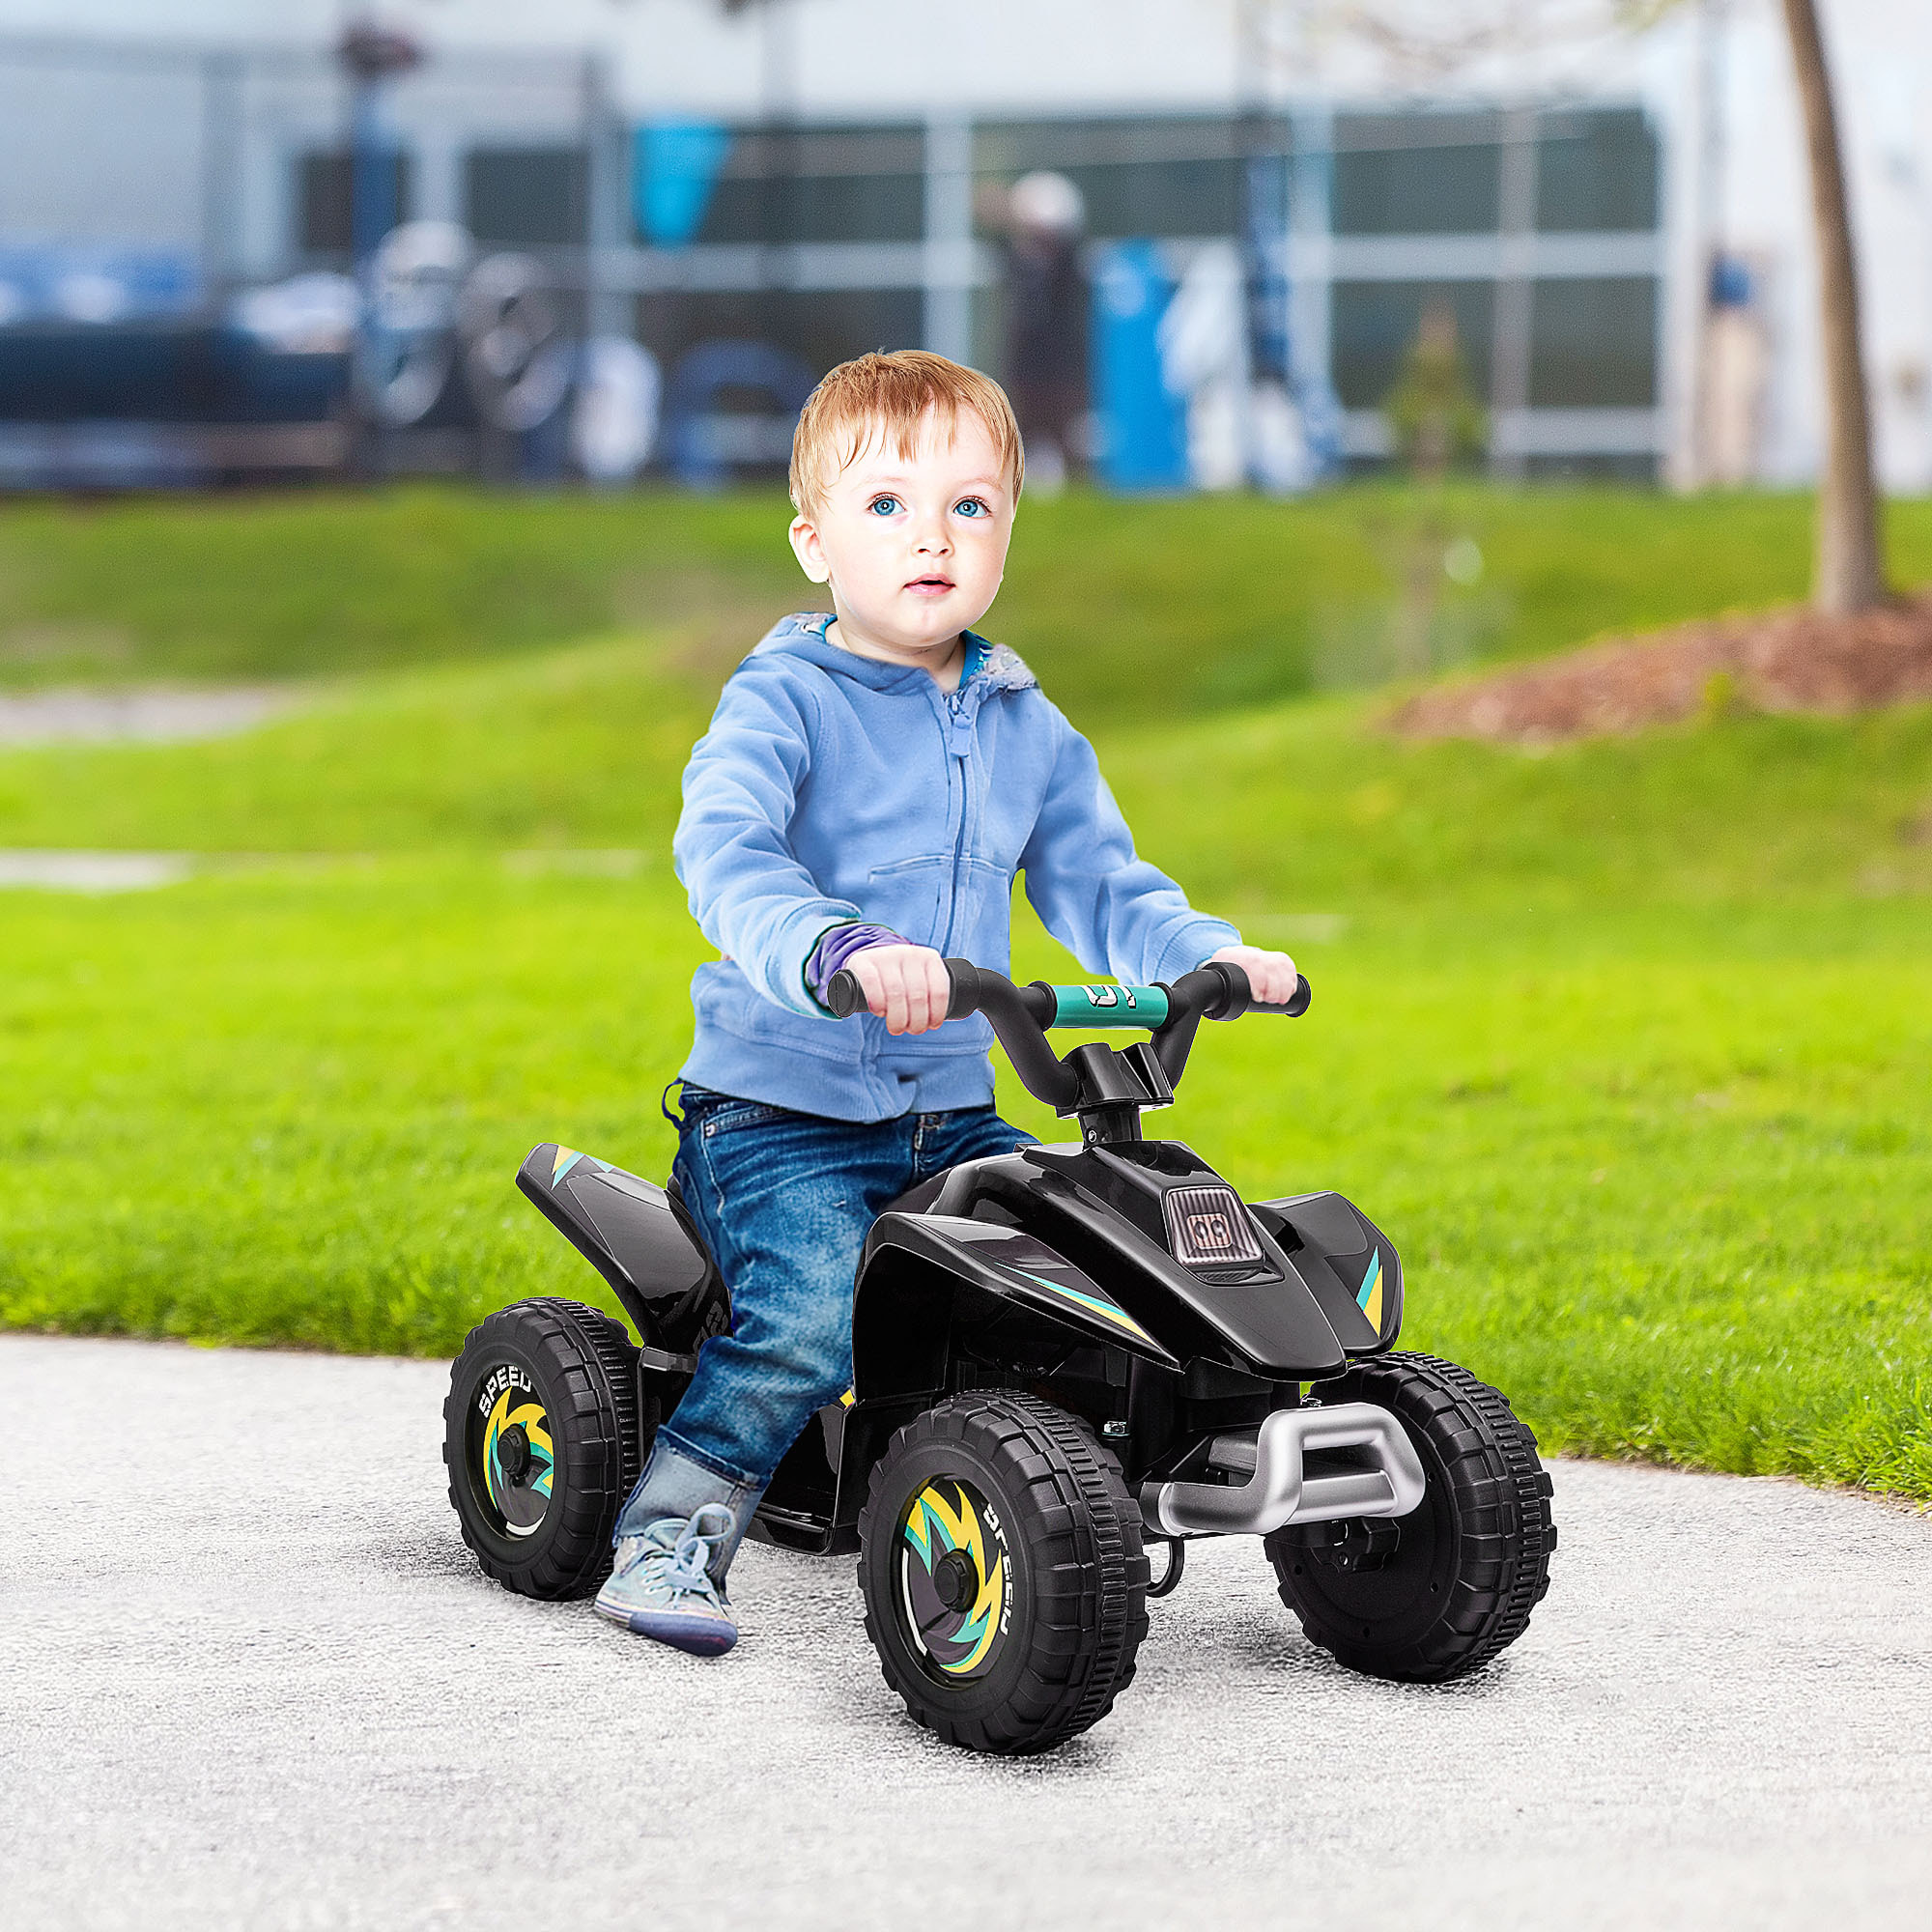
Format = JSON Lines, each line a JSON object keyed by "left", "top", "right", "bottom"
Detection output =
{"left": 497, "top": 1423, "right": 531, "bottom": 1483}
{"left": 932, "top": 1548, "right": 979, "bottom": 1612}
{"left": 1311, "top": 1516, "right": 1402, "bottom": 1574}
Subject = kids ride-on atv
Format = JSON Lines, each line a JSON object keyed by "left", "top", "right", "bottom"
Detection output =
{"left": 444, "top": 958, "right": 1556, "bottom": 1756}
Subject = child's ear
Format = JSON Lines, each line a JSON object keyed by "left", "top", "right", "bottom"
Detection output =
{"left": 788, "top": 514, "right": 831, "bottom": 584}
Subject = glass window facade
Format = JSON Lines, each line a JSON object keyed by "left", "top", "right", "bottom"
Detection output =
{"left": 973, "top": 116, "right": 1280, "bottom": 240}
{"left": 681, "top": 126, "right": 925, "bottom": 245}
{"left": 465, "top": 148, "right": 588, "bottom": 247}
{"left": 623, "top": 100, "right": 1662, "bottom": 476}
{"left": 1536, "top": 108, "right": 1659, "bottom": 233}
{"left": 1528, "top": 276, "right": 1657, "bottom": 408}
{"left": 1333, "top": 118, "right": 1502, "bottom": 237}
{"left": 297, "top": 151, "right": 413, "bottom": 258}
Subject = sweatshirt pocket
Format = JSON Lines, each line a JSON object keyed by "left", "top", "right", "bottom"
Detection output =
{"left": 865, "top": 853, "right": 952, "bottom": 949}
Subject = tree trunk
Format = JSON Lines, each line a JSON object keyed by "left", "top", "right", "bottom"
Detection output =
{"left": 1780, "top": 0, "right": 1887, "bottom": 611}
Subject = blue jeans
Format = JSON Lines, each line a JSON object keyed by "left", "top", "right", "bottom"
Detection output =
{"left": 613, "top": 1088, "right": 1033, "bottom": 1557}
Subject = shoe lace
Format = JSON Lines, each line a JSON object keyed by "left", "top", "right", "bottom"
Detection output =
{"left": 646, "top": 1501, "right": 736, "bottom": 1600}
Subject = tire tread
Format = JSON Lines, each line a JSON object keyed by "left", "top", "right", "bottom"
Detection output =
{"left": 858, "top": 1391, "right": 1149, "bottom": 1756}
{"left": 1266, "top": 1350, "right": 1554, "bottom": 1682}
{"left": 442, "top": 1297, "right": 647, "bottom": 1602}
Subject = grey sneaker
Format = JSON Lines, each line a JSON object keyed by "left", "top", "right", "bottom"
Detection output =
{"left": 594, "top": 1502, "right": 739, "bottom": 1655}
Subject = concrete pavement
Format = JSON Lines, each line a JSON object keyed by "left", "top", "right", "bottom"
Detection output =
{"left": 6, "top": 1331, "right": 1930, "bottom": 1931}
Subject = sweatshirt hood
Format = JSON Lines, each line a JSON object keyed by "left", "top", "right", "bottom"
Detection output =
{"left": 753, "top": 611, "right": 1037, "bottom": 695}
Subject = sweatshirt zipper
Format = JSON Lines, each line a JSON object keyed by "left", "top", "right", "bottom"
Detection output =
{"left": 939, "top": 681, "right": 976, "bottom": 957}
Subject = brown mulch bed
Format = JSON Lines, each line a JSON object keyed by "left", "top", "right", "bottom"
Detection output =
{"left": 1388, "top": 590, "right": 1932, "bottom": 745}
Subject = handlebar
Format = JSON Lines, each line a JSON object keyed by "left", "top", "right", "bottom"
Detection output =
{"left": 822, "top": 958, "right": 1309, "bottom": 1027}
{"left": 824, "top": 957, "right": 1310, "bottom": 1114}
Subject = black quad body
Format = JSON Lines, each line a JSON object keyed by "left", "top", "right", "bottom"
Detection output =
{"left": 447, "top": 958, "right": 1555, "bottom": 1754}
{"left": 753, "top": 1136, "right": 1402, "bottom": 1554}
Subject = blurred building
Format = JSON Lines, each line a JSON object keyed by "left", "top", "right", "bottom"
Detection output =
{"left": 0, "top": 0, "right": 1926, "bottom": 493}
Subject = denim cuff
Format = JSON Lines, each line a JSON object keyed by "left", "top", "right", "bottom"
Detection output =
{"left": 615, "top": 1435, "right": 765, "bottom": 1578}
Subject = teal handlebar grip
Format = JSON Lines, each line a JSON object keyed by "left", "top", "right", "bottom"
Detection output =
{"left": 1049, "top": 983, "right": 1171, "bottom": 1029}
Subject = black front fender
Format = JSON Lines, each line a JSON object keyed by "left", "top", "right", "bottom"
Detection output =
{"left": 1251, "top": 1191, "right": 1403, "bottom": 1355}
{"left": 851, "top": 1211, "right": 1179, "bottom": 1403}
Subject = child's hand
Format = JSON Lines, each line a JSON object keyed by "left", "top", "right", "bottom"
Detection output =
{"left": 849, "top": 944, "right": 953, "bottom": 1035}
{"left": 1208, "top": 944, "right": 1300, "bottom": 1008}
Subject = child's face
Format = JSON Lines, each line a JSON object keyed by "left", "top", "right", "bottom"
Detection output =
{"left": 788, "top": 406, "right": 1015, "bottom": 668}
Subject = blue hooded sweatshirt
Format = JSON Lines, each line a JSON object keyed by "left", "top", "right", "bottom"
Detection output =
{"left": 674, "top": 612, "right": 1241, "bottom": 1122}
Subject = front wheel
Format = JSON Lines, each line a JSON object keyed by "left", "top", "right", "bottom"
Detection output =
{"left": 1265, "top": 1351, "right": 1555, "bottom": 1682}
{"left": 443, "top": 1297, "right": 654, "bottom": 1600}
{"left": 858, "top": 1392, "right": 1149, "bottom": 1756}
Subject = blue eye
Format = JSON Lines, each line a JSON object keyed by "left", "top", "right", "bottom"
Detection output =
{"left": 867, "top": 496, "right": 901, "bottom": 516}
{"left": 954, "top": 497, "right": 987, "bottom": 519}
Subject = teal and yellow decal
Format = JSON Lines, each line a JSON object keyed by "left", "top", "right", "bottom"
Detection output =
{"left": 1012, "top": 1266, "right": 1155, "bottom": 1347}
{"left": 479, "top": 1378, "right": 554, "bottom": 1537}
{"left": 1355, "top": 1249, "right": 1385, "bottom": 1331}
{"left": 1050, "top": 982, "right": 1171, "bottom": 1030}
{"left": 552, "top": 1146, "right": 585, "bottom": 1183}
{"left": 897, "top": 1478, "right": 1009, "bottom": 1678}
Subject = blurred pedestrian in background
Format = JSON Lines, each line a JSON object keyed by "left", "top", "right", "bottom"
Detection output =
{"left": 1002, "top": 171, "right": 1089, "bottom": 492}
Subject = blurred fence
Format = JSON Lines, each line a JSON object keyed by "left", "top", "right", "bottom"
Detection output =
{"left": 0, "top": 30, "right": 1666, "bottom": 491}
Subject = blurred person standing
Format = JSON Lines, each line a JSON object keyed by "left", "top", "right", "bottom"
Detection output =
{"left": 1003, "top": 171, "right": 1089, "bottom": 491}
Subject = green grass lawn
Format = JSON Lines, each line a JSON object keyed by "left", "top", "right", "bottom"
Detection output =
{"left": 2, "top": 485, "right": 1928, "bottom": 1498}
{"left": 9, "top": 480, "right": 1932, "bottom": 712}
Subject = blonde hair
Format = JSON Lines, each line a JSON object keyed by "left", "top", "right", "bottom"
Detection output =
{"left": 788, "top": 350, "right": 1025, "bottom": 514}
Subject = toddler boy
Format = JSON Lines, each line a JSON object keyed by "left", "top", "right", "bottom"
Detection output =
{"left": 595, "top": 350, "right": 1295, "bottom": 1653}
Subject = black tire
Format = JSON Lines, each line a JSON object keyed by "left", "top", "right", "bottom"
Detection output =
{"left": 1265, "top": 1351, "right": 1555, "bottom": 1683}
{"left": 858, "top": 1392, "right": 1150, "bottom": 1756}
{"left": 443, "top": 1297, "right": 656, "bottom": 1601}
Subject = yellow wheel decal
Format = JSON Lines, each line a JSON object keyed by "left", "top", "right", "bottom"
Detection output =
{"left": 479, "top": 1381, "right": 554, "bottom": 1537}
{"left": 897, "top": 1479, "right": 1009, "bottom": 1678}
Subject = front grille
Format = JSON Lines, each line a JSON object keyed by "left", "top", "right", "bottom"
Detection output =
{"left": 1162, "top": 1184, "right": 1264, "bottom": 1268}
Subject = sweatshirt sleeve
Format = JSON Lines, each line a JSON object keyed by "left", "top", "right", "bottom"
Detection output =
{"left": 1017, "top": 708, "right": 1240, "bottom": 984}
{"left": 673, "top": 664, "right": 863, "bottom": 1016}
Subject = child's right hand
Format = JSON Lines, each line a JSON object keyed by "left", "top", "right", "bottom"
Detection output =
{"left": 847, "top": 944, "right": 953, "bottom": 1035}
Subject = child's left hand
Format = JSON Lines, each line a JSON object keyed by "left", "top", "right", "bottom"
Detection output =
{"left": 1207, "top": 944, "right": 1300, "bottom": 1007}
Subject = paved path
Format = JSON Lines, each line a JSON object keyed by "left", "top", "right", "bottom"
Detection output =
{"left": 0, "top": 686, "right": 287, "bottom": 747}
{"left": 8, "top": 1333, "right": 1930, "bottom": 1930}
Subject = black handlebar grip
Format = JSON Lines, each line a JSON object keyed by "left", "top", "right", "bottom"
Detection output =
{"left": 1199, "top": 962, "right": 1313, "bottom": 1021}
{"left": 824, "top": 961, "right": 970, "bottom": 1023}
{"left": 824, "top": 968, "right": 866, "bottom": 1019}
{"left": 1250, "top": 975, "right": 1313, "bottom": 1018}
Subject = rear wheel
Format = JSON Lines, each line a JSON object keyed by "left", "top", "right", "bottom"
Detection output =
{"left": 1265, "top": 1352, "right": 1555, "bottom": 1682}
{"left": 858, "top": 1392, "right": 1149, "bottom": 1756}
{"left": 443, "top": 1298, "right": 655, "bottom": 1600}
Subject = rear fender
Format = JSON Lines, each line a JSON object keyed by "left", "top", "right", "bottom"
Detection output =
{"left": 516, "top": 1143, "right": 730, "bottom": 1357}
{"left": 1250, "top": 1192, "right": 1403, "bottom": 1354}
